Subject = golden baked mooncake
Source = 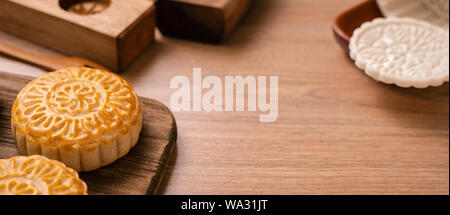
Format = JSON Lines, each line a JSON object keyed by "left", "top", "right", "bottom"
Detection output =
{"left": 0, "top": 155, "right": 87, "bottom": 195}
{"left": 11, "top": 67, "right": 143, "bottom": 172}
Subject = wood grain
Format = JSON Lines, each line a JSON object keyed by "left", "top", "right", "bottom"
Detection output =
{"left": 0, "top": 0, "right": 155, "bottom": 71}
{"left": 156, "top": 0, "right": 253, "bottom": 43}
{"left": 0, "top": 0, "right": 448, "bottom": 195}
{"left": 0, "top": 71, "right": 177, "bottom": 195}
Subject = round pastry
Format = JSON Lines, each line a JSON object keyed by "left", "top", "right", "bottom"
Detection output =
{"left": 422, "top": 0, "right": 449, "bottom": 19}
{"left": 0, "top": 155, "right": 87, "bottom": 195}
{"left": 350, "top": 17, "right": 449, "bottom": 88}
{"left": 376, "top": 0, "right": 449, "bottom": 30}
{"left": 11, "top": 67, "right": 143, "bottom": 172}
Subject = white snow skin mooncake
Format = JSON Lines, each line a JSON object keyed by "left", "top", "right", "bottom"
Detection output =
{"left": 422, "top": 0, "right": 449, "bottom": 19}
{"left": 376, "top": 0, "right": 449, "bottom": 30}
{"left": 349, "top": 17, "right": 449, "bottom": 88}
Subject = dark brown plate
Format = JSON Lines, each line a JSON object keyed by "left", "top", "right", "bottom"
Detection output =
{"left": 333, "top": 0, "right": 383, "bottom": 54}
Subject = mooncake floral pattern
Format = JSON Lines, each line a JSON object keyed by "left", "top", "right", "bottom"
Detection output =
{"left": 422, "top": 0, "right": 449, "bottom": 19}
{"left": 350, "top": 18, "right": 449, "bottom": 88}
{"left": 0, "top": 155, "right": 87, "bottom": 195}
{"left": 48, "top": 81, "right": 105, "bottom": 117}
{"left": 11, "top": 67, "right": 141, "bottom": 144}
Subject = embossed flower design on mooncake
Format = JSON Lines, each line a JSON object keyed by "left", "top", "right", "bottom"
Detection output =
{"left": 350, "top": 18, "right": 449, "bottom": 88}
{"left": 13, "top": 67, "right": 139, "bottom": 142}
{"left": 49, "top": 81, "right": 105, "bottom": 117}
{"left": 11, "top": 67, "right": 143, "bottom": 172}
{"left": 0, "top": 155, "right": 87, "bottom": 195}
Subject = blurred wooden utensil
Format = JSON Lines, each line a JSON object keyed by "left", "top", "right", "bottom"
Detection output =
{"left": 156, "top": 0, "right": 253, "bottom": 43}
{"left": 0, "top": 39, "right": 110, "bottom": 72}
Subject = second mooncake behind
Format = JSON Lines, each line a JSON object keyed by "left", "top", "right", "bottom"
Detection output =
{"left": 11, "top": 67, "right": 143, "bottom": 172}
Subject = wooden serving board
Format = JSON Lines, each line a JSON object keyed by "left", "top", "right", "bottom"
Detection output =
{"left": 156, "top": 0, "right": 253, "bottom": 43}
{"left": 0, "top": 71, "right": 177, "bottom": 195}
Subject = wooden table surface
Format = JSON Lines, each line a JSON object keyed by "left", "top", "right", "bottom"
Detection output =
{"left": 0, "top": 0, "right": 448, "bottom": 195}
